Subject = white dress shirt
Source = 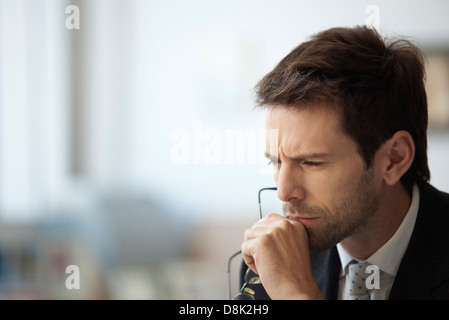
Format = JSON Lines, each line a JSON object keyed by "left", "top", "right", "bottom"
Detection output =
{"left": 336, "top": 183, "right": 420, "bottom": 300}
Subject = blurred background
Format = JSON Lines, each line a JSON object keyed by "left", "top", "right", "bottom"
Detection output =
{"left": 0, "top": 0, "right": 448, "bottom": 299}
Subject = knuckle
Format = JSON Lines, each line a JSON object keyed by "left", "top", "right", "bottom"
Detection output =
{"left": 241, "top": 240, "right": 253, "bottom": 257}
{"left": 240, "top": 241, "right": 248, "bottom": 253}
{"left": 258, "top": 233, "right": 273, "bottom": 246}
{"left": 266, "top": 212, "right": 278, "bottom": 219}
{"left": 277, "top": 218, "right": 292, "bottom": 231}
{"left": 244, "top": 228, "right": 252, "bottom": 240}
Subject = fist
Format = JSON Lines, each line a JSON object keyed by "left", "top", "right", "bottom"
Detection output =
{"left": 241, "top": 213, "right": 323, "bottom": 300}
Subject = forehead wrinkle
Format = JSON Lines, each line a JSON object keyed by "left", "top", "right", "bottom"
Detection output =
{"left": 265, "top": 105, "right": 344, "bottom": 160}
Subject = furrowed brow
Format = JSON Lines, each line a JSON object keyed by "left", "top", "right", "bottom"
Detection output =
{"left": 265, "top": 152, "right": 330, "bottom": 161}
{"left": 288, "top": 153, "right": 330, "bottom": 161}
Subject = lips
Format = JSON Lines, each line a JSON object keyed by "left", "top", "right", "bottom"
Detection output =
{"left": 287, "top": 215, "right": 319, "bottom": 226}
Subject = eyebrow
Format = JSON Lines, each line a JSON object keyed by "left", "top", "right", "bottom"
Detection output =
{"left": 264, "top": 152, "right": 330, "bottom": 161}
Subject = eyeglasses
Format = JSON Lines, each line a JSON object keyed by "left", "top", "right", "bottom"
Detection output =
{"left": 258, "top": 187, "right": 278, "bottom": 219}
{"left": 227, "top": 187, "right": 278, "bottom": 300}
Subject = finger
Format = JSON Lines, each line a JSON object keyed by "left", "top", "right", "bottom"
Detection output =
{"left": 244, "top": 224, "right": 269, "bottom": 241}
{"left": 241, "top": 239, "right": 258, "bottom": 275}
{"left": 245, "top": 213, "right": 286, "bottom": 233}
{"left": 264, "top": 212, "right": 285, "bottom": 221}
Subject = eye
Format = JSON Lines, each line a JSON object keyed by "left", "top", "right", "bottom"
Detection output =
{"left": 303, "top": 161, "right": 322, "bottom": 167}
{"left": 268, "top": 159, "right": 280, "bottom": 166}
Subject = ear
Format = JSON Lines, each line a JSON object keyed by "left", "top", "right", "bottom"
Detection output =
{"left": 382, "top": 131, "right": 415, "bottom": 186}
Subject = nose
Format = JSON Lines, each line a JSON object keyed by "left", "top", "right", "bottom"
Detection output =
{"left": 276, "top": 163, "right": 305, "bottom": 203}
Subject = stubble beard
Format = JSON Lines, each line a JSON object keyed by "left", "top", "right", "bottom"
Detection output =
{"left": 283, "top": 167, "right": 379, "bottom": 252}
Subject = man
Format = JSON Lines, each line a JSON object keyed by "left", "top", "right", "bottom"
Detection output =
{"left": 240, "top": 26, "right": 449, "bottom": 300}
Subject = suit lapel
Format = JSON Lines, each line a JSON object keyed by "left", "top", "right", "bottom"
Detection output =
{"left": 389, "top": 181, "right": 449, "bottom": 299}
{"left": 310, "top": 247, "right": 341, "bottom": 300}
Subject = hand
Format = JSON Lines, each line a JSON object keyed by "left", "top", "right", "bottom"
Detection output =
{"left": 241, "top": 213, "right": 323, "bottom": 300}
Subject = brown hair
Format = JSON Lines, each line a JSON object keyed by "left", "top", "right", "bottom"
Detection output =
{"left": 255, "top": 26, "right": 430, "bottom": 190}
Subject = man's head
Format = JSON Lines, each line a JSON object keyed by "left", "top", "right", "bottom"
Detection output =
{"left": 257, "top": 26, "right": 429, "bottom": 192}
{"left": 258, "top": 26, "right": 429, "bottom": 252}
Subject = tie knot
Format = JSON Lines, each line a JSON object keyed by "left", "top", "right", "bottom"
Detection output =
{"left": 347, "top": 261, "right": 371, "bottom": 300}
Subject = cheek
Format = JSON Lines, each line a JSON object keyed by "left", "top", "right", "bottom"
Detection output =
{"left": 311, "top": 164, "right": 366, "bottom": 210}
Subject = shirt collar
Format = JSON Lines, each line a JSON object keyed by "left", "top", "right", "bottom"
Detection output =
{"left": 337, "top": 183, "right": 420, "bottom": 276}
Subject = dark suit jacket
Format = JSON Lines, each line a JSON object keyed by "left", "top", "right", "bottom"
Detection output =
{"left": 239, "top": 181, "right": 449, "bottom": 300}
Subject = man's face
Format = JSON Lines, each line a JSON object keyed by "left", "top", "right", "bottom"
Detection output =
{"left": 265, "top": 105, "right": 381, "bottom": 252}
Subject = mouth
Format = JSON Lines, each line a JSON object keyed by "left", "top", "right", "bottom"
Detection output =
{"left": 287, "top": 215, "right": 319, "bottom": 226}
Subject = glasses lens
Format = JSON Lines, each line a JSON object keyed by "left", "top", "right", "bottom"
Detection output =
{"left": 259, "top": 188, "right": 283, "bottom": 218}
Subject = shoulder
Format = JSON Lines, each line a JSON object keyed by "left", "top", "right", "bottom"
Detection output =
{"left": 417, "top": 180, "right": 449, "bottom": 219}
{"left": 413, "top": 180, "right": 449, "bottom": 241}
{"left": 390, "top": 181, "right": 449, "bottom": 299}
{"left": 418, "top": 180, "right": 449, "bottom": 202}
